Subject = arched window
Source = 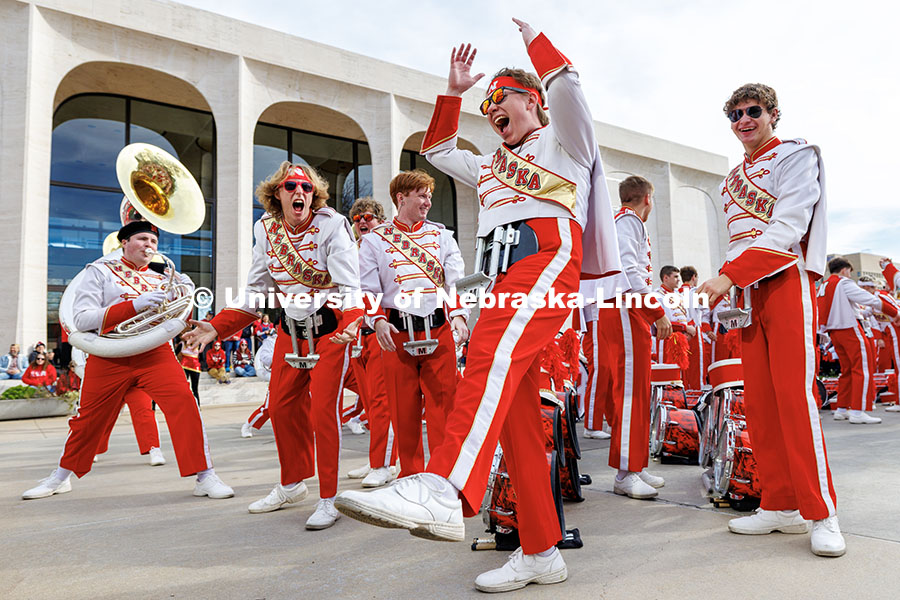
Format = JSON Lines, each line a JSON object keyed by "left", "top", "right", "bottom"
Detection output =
{"left": 49, "top": 93, "right": 215, "bottom": 345}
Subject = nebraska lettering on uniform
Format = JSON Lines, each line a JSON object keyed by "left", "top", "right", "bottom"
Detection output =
{"left": 724, "top": 163, "right": 777, "bottom": 223}
{"left": 265, "top": 218, "right": 333, "bottom": 288}
{"left": 375, "top": 225, "right": 445, "bottom": 287}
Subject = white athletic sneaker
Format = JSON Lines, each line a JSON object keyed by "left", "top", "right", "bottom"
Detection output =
{"left": 347, "top": 463, "right": 372, "bottom": 479}
{"left": 583, "top": 428, "right": 611, "bottom": 440}
{"left": 335, "top": 473, "right": 464, "bottom": 542}
{"left": 347, "top": 417, "right": 366, "bottom": 435}
{"left": 884, "top": 404, "right": 900, "bottom": 412}
{"left": 613, "top": 472, "right": 658, "bottom": 499}
{"left": 241, "top": 422, "right": 253, "bottom": 438}
{"left": 638, "top": 470, "right": 665, "bottom": 489}
{"left": 248, "top": 482, "right": 309, "bottom": 513}
{"left": 148, "top": 447, "right": 166, "bottom": 466}
{"left": 811, "top": 515, "right": 846, "bottom": 557}
{"left": 22, "top": 473, "right": 72, "bottom": 500}
{"left": 192, "top": 473, "right": 234, "bottom": 499}
{"left": 833, "top": 410, "right": 848, "bottom": 421}
{"left": 305, "top": 497, "right": 341, "bottom": 530}
{"left": 361, "top": 466, "right": 394, "bottom": 488}
{"left": 849, "top": 411, "right": 881, "bottom": 424}
{"left": 728, "top": 509, "right": 810, "bottom": 535}
{"left": 474, "top": 547, "right": 568, "bottom": 593}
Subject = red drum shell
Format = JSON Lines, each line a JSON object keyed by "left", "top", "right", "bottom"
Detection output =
{"left": 730, "top": 429, "right": 761, "bottom": 499}
{"left": 661, "top": 407, "right": 700, "bottom": 459}
{"left": 651, "top": 363, "right": 683, "bottom": 386}
{"left": 709, "top": 359, "right": 744, "bottom": 394}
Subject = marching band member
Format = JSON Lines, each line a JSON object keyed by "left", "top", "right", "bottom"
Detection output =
{"left": 679, "top": 266, "right": 711, "bottom": 389}
{"left": 94, "top": 388, "right": 165, "bottom": 466}
{"left": 358, "top": 171, "right": 468, "bottom": 480}
{"left": 241, "top": 333, "right": 276, "bottom": 438}
{"left": 579, "top": 296, "right": 611, "bottom": 439}
{"left": 698, "top": 83, "right": 842, "bottom": 557}
{"left": 183, "top": 163, "right": 363, "bottom": 530}
{"left": 348, "top": 196, "right": 400, "bottom": 486}
{"left": 653, "top": 266, "right": 691, "bottom": 371}
{"left": 336, "top": 19, "right": 623, "bottom": 592}
{"left": 598, "top": 176, "right": 670, "bottom": 499}
{"left": 22, "top": 221, "right": 232, "bottom": 500}
{"left": 818, "top": 257, "right": 898, "bottom": 424}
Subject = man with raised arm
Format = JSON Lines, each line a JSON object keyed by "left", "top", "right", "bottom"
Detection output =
{"left": 336, "top": 18, "right": 623, "bottom": 592}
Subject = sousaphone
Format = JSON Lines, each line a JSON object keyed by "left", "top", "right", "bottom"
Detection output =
{"left": 60, "top": 143, "right": 206, "bottom": 358}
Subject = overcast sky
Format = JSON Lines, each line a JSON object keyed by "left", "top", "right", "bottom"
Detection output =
{"left": 176, "top": 0, "right": 899, "bottom": 259}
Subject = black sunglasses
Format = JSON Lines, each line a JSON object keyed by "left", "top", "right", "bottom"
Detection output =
{"left": 727, "top": 105, "right": 764, "bottom": 122}
{"left": 283, "top": 180, "right": 313, "bottom": 193}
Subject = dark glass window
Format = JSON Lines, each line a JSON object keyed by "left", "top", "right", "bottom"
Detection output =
{"left": 49, "top": 93, "right": 215, "bottom": 346}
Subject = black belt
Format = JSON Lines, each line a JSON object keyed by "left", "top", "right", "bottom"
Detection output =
{"left": 280, "top": 305, "right": 338, "bottom": 339}
{"left": 361, "top": 327, "right": 375, "bottom": 336}
{"left": 387, "top": 308, "right": 446, "bottom": 332}
{"left": 478, "top": 220, "right": 539, "bottom": 274}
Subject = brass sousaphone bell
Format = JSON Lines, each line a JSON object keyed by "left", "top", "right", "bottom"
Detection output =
{"left": 61, "top": 143, "right": 207, "bottom": 358}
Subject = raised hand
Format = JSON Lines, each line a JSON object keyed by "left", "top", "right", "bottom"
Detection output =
{"left": 182, "top": 319, "right": 219, "bottom": 353}
{"left": 512, "top": 17, "right": 538, "bottom": 47}
{"left": 446, "top": 43, "right": 485, "bottom": 96}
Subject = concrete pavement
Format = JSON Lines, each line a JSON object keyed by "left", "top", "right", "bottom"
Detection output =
{"left": 2, "top": 402, "right": 899, "bottom": 599}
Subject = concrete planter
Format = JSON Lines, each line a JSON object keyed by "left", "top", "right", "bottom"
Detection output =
{"left": 0, "top": 397, "right": 74, "bottom": 420}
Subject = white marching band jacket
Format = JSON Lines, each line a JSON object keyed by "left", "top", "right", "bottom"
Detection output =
{"left": 72, "top": 255, "right": 193, "bottom": 334}
{"left": 420, "top": 32, "right": 625, "bottom": 300}
{"left": 719, "top": 137, "right": 827, "bottom": 288}
{"left": 818, "top": 274, "right": 899, "bottom": 332}
{"left": 358, "top": 218, "right": 468, "bottom": 320}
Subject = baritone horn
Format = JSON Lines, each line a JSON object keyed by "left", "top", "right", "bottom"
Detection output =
{"left": 62, "top": 143, "right": 207, "bottom": 358}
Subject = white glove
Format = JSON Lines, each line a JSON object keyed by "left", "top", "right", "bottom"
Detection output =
{"left": 134, "top": 290, "right": 167, "bottom": 311}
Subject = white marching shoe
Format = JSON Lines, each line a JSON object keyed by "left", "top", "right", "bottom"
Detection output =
{"left": 347, "top": 417, "right": 366, "bottom": 435}
{"left": 148, "top": 447, "right": 166, "bottom": 466}
{"left": 884, "top": 404, "right": 900, "bottom": 412}
{"left": 811, "top": 515, "right": 846, "bottom": 557}
{"left": 241, "top": 422, "right": 253, "bottom": 438}
{"left": 192, "top": 473, "right": 234, "bottom": 499}
{"left": 347, "top": 463, "right": 372, "bottom": 479}
{"left": 728, "top": 509, "right": 809, "bottom": 535}
{"left": 613, "top": 472, "right": 658, "bottom": 499}
{"left": 638, "top": 470, "right": 665, "bottom": 489}
{"left": 583, "top": 428, "right": 611, "bottom": 440}
{"left": 335, "top": 473, "right": 464, "bottom": 542}
{"left": 361, "top": 466, "right": 394, "bottom": 488}
{"left": 474, "top": 547, "right": 568, "bottom": 593}
{"left": 832, "top": 409, "right": 848, "bottom": 421}
{"left": 22, "top": 472, "right": 72, "bottom": 500}
{"left": 306, "top": 497, "right": 341, "bottom": 530}
{"left": 849, "top": 411, "right": 881, "bottom": 424}
{"left": 248, "top": 482, "right": 309, "bottom": 513}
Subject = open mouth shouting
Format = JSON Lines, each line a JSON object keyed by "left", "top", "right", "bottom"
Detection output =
{"left": 493, "top": 114, "right": 510, "bottom": 136}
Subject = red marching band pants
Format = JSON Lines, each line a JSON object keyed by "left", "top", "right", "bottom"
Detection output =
{"left": 381, "top": 319, "right": 456, "bottom": 477}
{"left": 95, "top": 388, "right": 161, "bottom": 456}
{"left": 60, "top": 346, "right": 212, "bottom": 478}
{"left": 351, "top": 333, "right": 398, "bottom": 470}
{"left": 877, "top": 326, "right": 894, "bottom": 372}
{"left": 246, "top": 392, "right": 270, "bottom": 430}
{"left": 426, "top": 218, "right": 582, "bottom": 554}
{"left": 582, "top": 317, "right": 611, "bottom": 431}
{"left": 268, "top": 323, "right": 350, "bottom": 498}
{"left": 599, "top": 305, "right": 653, "bottom": 472}
{"left": 683, "top": 331, "right": 706, "bottom": 390}
{"left": 742, "top": 265, "right": 837, "bottom": 520}
{"left": 829, "top": 325, "right": 876, "bottom": 412}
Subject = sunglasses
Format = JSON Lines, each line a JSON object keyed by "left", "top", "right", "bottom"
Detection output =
{"left": 480, "top": 87, "right": 532, "bottom": 115}
{"left": 353, "top": 213, "right": 378, "bottom": 223}
{"left": 282, "top": 180, "right": 313, "bottom": 193}
{"left": 727, "top": 105, "right": 764, "bottom": 122}
{"left": 37, "top": 358, "right": 45, "bottom": 362}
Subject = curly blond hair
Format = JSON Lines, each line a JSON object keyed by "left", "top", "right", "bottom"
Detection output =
{"left": 349, "top": 196, "right": 385, "bottom": 221}
{"left": 255, "top": 162, "right": 330, "bottom": 218}
{"left": 723, "top": 83, "right": 780, "bottom": 129}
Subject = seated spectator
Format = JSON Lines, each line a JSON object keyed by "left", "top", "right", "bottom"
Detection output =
{"left": 233, "top": 339, "right": 256, "bottom": 377}
{"left": 22, "top": 353, "right": 57, "bottom": 393}
{"left": 205, "top": 341, "right": 230, "bottom": 385}
{"left": 56, "top": 362, "right": 82, "bottom": 394}
{"left": 28, "top": 341, "right": 46, "bottom": 364}
{"left": 223, "top": 330, "right": 242, "bottom": 372}
{"left": 254, "top": 313, "right": 275, "bottom": 349}
{"left": 1, "top": 343, "right": 28, "bottom": 380}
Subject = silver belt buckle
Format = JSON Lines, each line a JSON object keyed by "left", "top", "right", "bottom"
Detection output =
{"left": 718, "top": 287, "right": 752, "bottom": 330}
{"left": 351, "top": 342, "right": 363, "bottom": 358}
{"left": 402, "top": 312, "right": 439, "bottom": 357}
{"left": 284, "top": 315, "right": 321, "bottom": 369}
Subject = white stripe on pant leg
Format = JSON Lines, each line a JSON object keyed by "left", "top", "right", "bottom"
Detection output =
{"left": 331, "top": 346, "right": 352, "bottom": 478}
{"left": 248, "top": 391, "right": 269, "bottom": 428}
{"left": 618, "top": 305, "right": 635, "bottom": 471}
{"left": 586, "top": 319, "right": 599, "bottom": 430}
{"left": 798, "top": 265, "right": 836, "bottom": 517}
{"left": 448, "top": 220, "right": 573, "bottom": 489}
{"left": 853, "top": 326, "right": 870, "bottom": 409}
{"left": 891, "top": 324, "right": 900, "bottom": 373}
{"left": 383, "top": 422, "right": 395, "bottom": 468}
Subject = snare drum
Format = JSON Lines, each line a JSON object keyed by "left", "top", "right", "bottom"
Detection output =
{"left": 656, "top": 405, "right": 700, "bottom": 462}
{"left": 708, "top": 359, "right": 744, "bottom": 394}
{"left": 730, "top": 428, "right": 761, "bottom": 500}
